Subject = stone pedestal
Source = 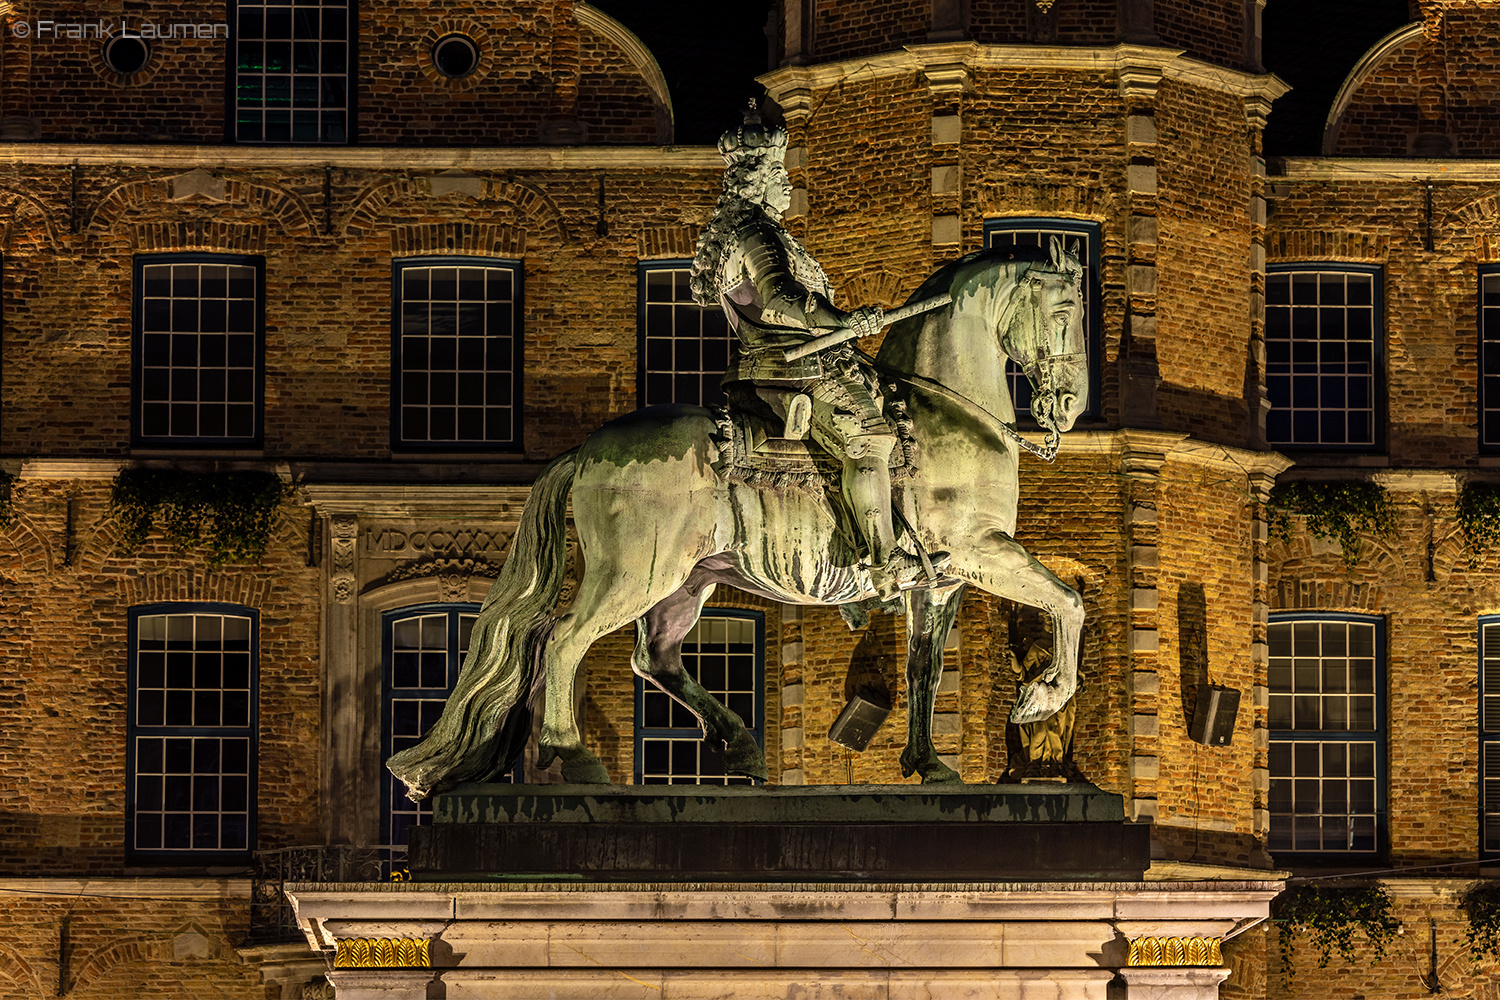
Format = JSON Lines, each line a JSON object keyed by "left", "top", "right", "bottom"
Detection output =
{"left": 409, "top": 782, "right": 1151, "bottom": 882}
{"left": 289, "top": 786, "right": 1281, "bottom": 999}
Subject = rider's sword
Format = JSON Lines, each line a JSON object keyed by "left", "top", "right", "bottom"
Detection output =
{"left": 783, "top": 293, "right": 952, "bottom": 362}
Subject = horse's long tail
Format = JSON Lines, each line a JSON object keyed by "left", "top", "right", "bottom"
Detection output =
{"left": 386, "top": 448, "right": 578, "bottom": 801}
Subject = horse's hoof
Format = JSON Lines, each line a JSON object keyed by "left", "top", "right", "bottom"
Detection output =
{"left": 920, "top": 761, "right": 963, "bottom": 784}
{"left": 724, "top": 734, "right": 769, "bottom": 782}
{"left": 539, "top": 743, "right": 613, "bottom": 784}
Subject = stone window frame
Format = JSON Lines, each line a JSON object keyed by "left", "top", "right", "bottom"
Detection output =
{"left": 1267, "top": 612, "right": 1386, "bottom": 860}
{"left": 1264, "top": 263, "right": 1384, "bottom": 450}
{"left": 228, "top": 0, "right": 354, "bottom": 144}
{"left": 636, "top": 261, "right": 734, "bottom": 409}
{"left": 416, "top": 19, "right": 494, "bottom": 91}
{"left": 131, "top": 253, "right": 265, "bottom": 449}
{"left": 633, "top": 608, "right": 764, "bottom": 785}
{"left": 380, "top": 601, "right": 495, "bottom": 849}
{"left": 126, "top": 602, "right": 259, "bottom": 863}
{"left": 1480, "top": 616, "right": 1500, "bottom": 856}
{"left": 982, "top": 218, "right": 1103, "bottom": 423}
{"left": 390, "top": 256, "right": 525, "bottom": 453}
{"left": 1479, "top": 266, "right": 1500, "bottom": 451}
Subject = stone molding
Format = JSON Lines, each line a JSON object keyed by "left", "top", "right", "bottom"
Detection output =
{"left": 334, "top": 937, "right": 431, "bottom": 969}
{"left": 0, "top": 145, "right": 725, "bottom": 171}
{"left": 761, "top": 42, "right": 1289, "bottom": 114}
{"left": 1322, "top": 23, "right": 1424, "bottom": 156}
{"left": 1127, "top": 935, "right": 1223, "bottom": 966}
{"left": 0, "top": 877, "right": 251, "bottom": 898}
{"left": 304, "top": 483, "right": 535, "bottom": 520}
{"left": 1054, "top": 429, "right": 1293, "bottom": 480}
{"left": 1277, "top": 157, "right": 1500, "bottom": 182}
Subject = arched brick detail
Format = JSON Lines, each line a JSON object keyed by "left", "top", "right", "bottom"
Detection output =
{"left": 974, "top": 182, "right": 1114, "bottom": 233}
{"left": 637, "top": 224, "right": 700, "bottom": 259}
{"left": 0, "top": 185, "right": 60, "bottom": 251}
{"left": 1265, "top": 230, "right": 1389, "bottom": 262}
{"left": 1, "top": 512, "right": 56, "bottom": 574}
{"left": 114, "top": 569, "right": 276, "bottom": 609}
{"left": 70, "top": 516, "right": 128, "bottom": 576}
{"left": 86, "top": 176, "right": 316, "bottom": 238}
{"left": 0, "top": 943, "right": 42, "bottom": 993}
{"left": 841, "top": 268, "right": 912, "bottom": 310}
{"left": 69, "top": 936, "right": 168, "bottom": 993}
{"left": 1452, "top": 193, "right": 1500, "bottom": 261}
{"left": 344, "top": 177, "right": 567, "bottom": 247}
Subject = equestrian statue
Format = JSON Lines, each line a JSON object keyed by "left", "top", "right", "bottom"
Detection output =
{"left": 388, "top": 108, "right": 1090, "bottom": 798}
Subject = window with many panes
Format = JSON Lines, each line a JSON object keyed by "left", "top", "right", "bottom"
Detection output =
{"left": 232, "top": 0, "right": 351, "bottom": 143}
{"left": 983, "top": 219, "right": 1101, "bottom": 420}
{"left": 133, "top": 255, "right": 263, "bottom": 447}
{"left": 392, "top": 259, "right": 522, "bottom": 450}
{"left": 638, "top": 264, "right": 734, "bottom": 408}
{"left": 636, "top": 610, "right": 763, "bottom": 784}
{"left": 127, "top": 604, "right": 257, "bottom": 858}
{"left": 1480, "top": 268, "right": 1500, "bottom": 449}
{"left": 1265, "top": 265, "right": 1381, "bottom": 448}
{"left": 1481, "top": 617, "right": 1500, "bottom": 855}
{"left": 383, "top": 604, "right": 502, "bottom": 847}
{"left": 1268, "top": 614, "right": 1383, "bottom": 857}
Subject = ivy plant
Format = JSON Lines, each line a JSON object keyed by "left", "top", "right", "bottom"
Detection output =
{"left": 109, "top": 468, "right": 287, "bottom": 566}
{"left": 1265, "top": 480, "right": 1396, "bottom": 567}
{"left": 1458, "top": 482, "right": 1500, "bottom": 565}
{"left": 0, "top": 469, "right": 14, "bottom": 530}
{"left": 1273, "top": 884, "right": 1400, "bottom": 977}
{"left": 1461, "top": 880, "right": 1500, "bottom": 964}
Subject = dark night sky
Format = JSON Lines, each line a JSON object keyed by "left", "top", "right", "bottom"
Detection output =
{"left": 590, "top": 0, "right": 1417, "bottom": 155}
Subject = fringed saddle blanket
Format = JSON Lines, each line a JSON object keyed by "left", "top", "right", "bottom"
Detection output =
{"left": 710, "top": 400, "right": 918, "bottom": 495}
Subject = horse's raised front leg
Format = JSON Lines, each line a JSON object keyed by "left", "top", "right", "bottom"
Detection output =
{"left": 900, "top": 582, "right": 968, "bottom": 783}
{"left": 950, "top": 533, "right": 1081, "bottom": 724}
{"left": 632, "top": 575, "right": 768, "bottom": 782}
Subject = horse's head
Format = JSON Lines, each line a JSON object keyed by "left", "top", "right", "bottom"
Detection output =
{"left": 1000, "top": 236, "right": 1088, "bottom": 438}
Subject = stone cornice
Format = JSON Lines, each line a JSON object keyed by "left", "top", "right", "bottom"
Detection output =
{"left": 0, "top": 877, "right": 251, "bottom": 899}
{"left": 0, "top": 144, "right": 723, "bottom": 172}
{"left": 1054, "top": 428, "right": 1293, "bottom": 479}
{"left": 1275, "top": 157, "right": 1500, "bottom": 182}
{"left": 1323, "top": 22, "right": 1423, "bottom": 156}
{"left": 760, "top": 43, "right": 1288, "bottom": 112}
{"left": 303, "top": 482, "right": 536, "bottom": 519}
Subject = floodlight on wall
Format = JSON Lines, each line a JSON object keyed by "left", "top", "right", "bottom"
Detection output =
{"left": 828, "top": 687, "right": 891, "bottom": 752}
{"left": 1188, "top": 684, "right": 1240, "bottom": 747}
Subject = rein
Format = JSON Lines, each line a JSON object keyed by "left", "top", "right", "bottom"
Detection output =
{"left": 864, "top": 355, "right": 1061, "bottom": 462}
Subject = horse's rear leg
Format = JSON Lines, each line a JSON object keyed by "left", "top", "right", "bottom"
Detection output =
{"left": 536, "top": 566, "right": 689, "bottom": 783}
{"left": 900, "top": 582, "right": 967, "bottom": 783}
{"left": 633, "top": 579, "right": 768, "bottom": 782}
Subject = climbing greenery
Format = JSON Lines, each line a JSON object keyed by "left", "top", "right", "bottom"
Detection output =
{"left": 1273, "top": 884, "right": 1400, "bottom": 977}
{"left": 1457, "top": 482, "right": 1500, "bottom": 564}
{"left": 109, "top": 468, "right": 287, "bottom": 566}
{"left": 1461, "top": 880, "right": 1500, "bottom": 964}
{"left": 1265, "top": 480, "right": 1396, "bottom": 567}
{"left": 0, "top": 469, "right": 14, "bottom": 530}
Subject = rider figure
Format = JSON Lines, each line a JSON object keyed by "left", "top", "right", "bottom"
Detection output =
{"left": 690, "top": 106, "right": 925, "bottom": 600}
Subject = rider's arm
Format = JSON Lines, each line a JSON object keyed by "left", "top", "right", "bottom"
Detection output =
{"left": 740, "top": 224, "right": 866, "bottom": 333}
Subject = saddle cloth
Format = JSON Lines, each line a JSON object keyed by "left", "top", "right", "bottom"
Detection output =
{"left": 710, "top": 402, "right": 917, "bottom": 495}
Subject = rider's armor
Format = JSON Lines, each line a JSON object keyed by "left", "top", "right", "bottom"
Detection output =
{"left": 716, "top": 215, "right": 893, "bottom": 459}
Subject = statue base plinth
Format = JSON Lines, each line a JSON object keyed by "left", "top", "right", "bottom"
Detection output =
{"left": 407, "top": 783, "right": 1149, "bottom": 882}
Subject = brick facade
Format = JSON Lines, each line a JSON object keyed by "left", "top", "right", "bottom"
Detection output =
{"left": 3, "top": 0, "right": 1500, "bottom": 996}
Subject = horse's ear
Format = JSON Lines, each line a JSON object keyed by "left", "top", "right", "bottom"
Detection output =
{"left": 1048, "top": 235, "right": 1064, "bottom": 269}
{"left": 1068, "top": 238, "right": 1081, "bottom": 264}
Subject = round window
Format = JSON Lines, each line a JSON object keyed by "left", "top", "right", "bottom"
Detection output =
{"left": 103, "top": 35, "right": 151, "bottom": 75}
{"left": 431, "top": 34, "right": 479, "bottom": 79}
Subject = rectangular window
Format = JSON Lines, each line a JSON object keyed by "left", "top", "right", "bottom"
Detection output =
{"left": 232, "top": 0, "right": 351, "bottom": 143}
{"left": 638, "top": 264, "right": 734, "bottom": 408}
{"left": 636, "top": 610, "right": 763, "bottom": 784}
{"left": 134, "top": 255, "right": 264, "bottom": 447}
{"left": 1480, "top": 268, "right": 1500, "bottom": 449}
{"left": 128, "top": 605, "right": 257, "bottom": 858}
{"left": 1481, "top": 618, "right": 1500, "bottom": 855}
{"left": 383, "top": 605, "right": 495, "bottom": 847}
{"left": 392, "top": 259, "right": 522, "bottom": 450}
{"left": 1265, "top": 266, "right": 1381, "bottom": 448}
{"left": 983, "top": 219, "right": 1101, "bottom": 421}
{"left": 1267, "top": 615, "right": 1384, "bottom": 857}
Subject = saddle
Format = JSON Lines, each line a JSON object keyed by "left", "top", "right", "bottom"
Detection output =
{"left": 710, "top": 391, "right": 917, "bottom": 495}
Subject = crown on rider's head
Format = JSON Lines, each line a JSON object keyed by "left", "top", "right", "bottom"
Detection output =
{"left": 717, "top": 99, "right": 787, "bottom": 165}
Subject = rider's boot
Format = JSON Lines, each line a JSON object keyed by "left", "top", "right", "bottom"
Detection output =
{"left": 847, "top": 453, "right": 922, "bottom": 601}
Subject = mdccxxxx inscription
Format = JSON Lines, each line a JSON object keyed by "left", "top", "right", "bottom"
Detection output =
{"left": 366, "top": 528, "right": 511, "bottom": 556}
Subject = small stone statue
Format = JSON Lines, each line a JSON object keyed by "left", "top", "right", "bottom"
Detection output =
{"left": 1003, "top": 639, "right": 1087, "bottom": 782}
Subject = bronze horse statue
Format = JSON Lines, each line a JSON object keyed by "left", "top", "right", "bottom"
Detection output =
{"left": 388, "top": 239, "right": 1088, "bottom": 799}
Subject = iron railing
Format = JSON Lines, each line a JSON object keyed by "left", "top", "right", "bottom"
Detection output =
{"left": 248, "top": 845, "right": 409, "bottom": 943}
